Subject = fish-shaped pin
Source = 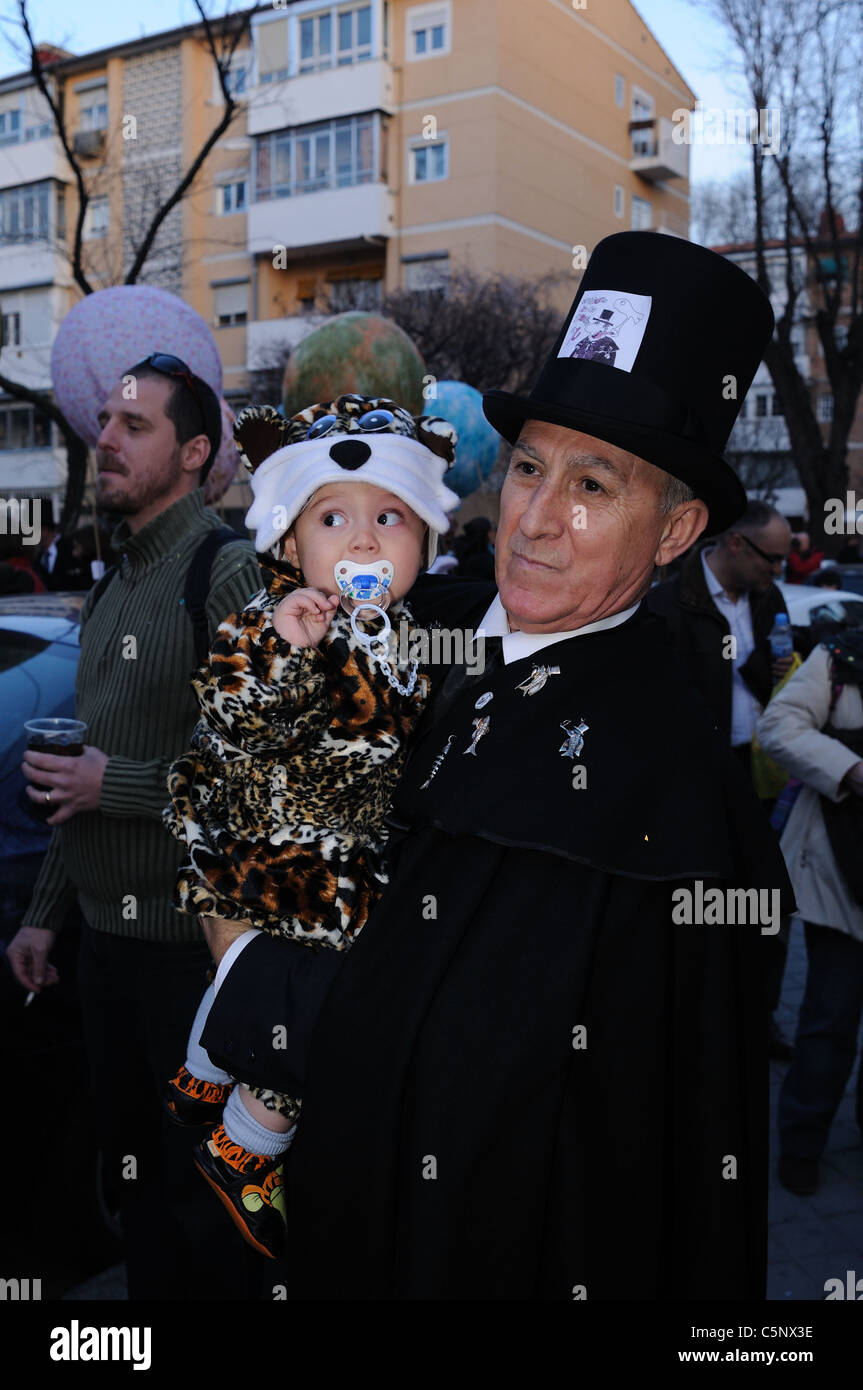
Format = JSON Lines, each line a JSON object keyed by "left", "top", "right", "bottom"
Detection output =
{"left": 464, "top": 715, "right": 491, "bottom": 756}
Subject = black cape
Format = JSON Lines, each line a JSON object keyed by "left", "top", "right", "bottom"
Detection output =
{"left": 205, "top": 578, "right": 794, "bottom": 1299}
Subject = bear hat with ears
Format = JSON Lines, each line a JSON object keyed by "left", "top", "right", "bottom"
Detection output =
{"left": 236, "top": 393, "right": 461, "bottom": 566}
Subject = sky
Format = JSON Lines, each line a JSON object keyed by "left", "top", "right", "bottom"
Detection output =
{"left": 0, "top": 0, "right": 752, "bottom": 185}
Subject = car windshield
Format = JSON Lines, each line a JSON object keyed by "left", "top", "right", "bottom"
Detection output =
{"left": 0, "top": 629, "right": 51, "bottom": 673}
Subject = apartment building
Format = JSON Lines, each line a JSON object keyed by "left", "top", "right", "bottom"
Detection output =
{"left": 718, "top": 233, "right": 863, "bottom": 519}
{"left": 0, "top": 0, "right": 693, "bottom": 518}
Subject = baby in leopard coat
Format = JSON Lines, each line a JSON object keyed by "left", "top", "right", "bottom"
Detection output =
{"left": 163, "top": 394, "right": 459, "bottom": 1257}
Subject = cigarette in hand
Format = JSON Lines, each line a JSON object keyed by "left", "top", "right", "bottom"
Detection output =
{"left": 24, "top": 990, "right": 36, "bottom": 1007}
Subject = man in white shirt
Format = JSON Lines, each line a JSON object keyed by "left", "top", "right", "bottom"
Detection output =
{"left": 648, "top": 499, "right": 793, "bottom": 769}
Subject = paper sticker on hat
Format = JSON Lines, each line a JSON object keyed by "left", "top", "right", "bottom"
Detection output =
{"left": 558, "top": 291, "right": 652, "bottom": 373}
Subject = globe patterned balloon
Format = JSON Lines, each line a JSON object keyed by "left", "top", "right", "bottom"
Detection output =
{"left": 282, "top": 312, "right": 427, "bottom": 417}
{"left": 50, "top": 285, "right": 240, "bottom": 502}
{"left": 425, "top": 380, "right": 500, "bottom": 498}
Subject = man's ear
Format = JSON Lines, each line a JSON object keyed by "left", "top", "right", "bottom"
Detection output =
{"left": 180, "top": 433, "right": 211, "bottom": 476}
{"left": 654, "top": 498, "right": 710, "bottom": 569}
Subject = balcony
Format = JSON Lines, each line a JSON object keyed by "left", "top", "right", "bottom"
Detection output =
{"left": 628, "top": 117, "right": 688, "bottom": 183}
{"left": 248, "top": 58, "right": 394, "bottom": 136}
{"left": 248, "top": 180, "right": 393, "bottom": 257}
{"left": 0, "top": 132, "right": 65, "bottom": 191}
{"left": 0, "top": 242, "right": 70, "bottom": 294}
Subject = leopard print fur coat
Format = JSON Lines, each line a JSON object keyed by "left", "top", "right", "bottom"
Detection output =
{"left": 164, "top": 556, "right": 428, "bottom": 954}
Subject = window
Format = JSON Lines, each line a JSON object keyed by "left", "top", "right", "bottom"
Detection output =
{"left": 83, "top": 196, "right": 109, "bottom": 240}
{"left": 403, "top": 254, "right": 449, "bottom": 291}
{"left": 225, "top": 64, "right": 247, "bottom": 96}
{"left": 0, "top": 182, "right": 51, "bottom": 244}
{"left": 218, "top": 181, "right": 248, "bottom": 215}
{"left": 1, "top": 311, "right": 21, "bottom": 347}
{"left": 613, "top": 185, "right": 624, "bottom": 219}
{"left": 407, "top": 3, "right": 450, "bottom": 60}
{"left": 409, "top": 137, "right": 448, "bottom": 183}
{"left": 257, "top": 15, "right": 290, "bottom": 83}
{"left": 213, "top": 282, "right": 249, "bottom": 326}
{"left": 818, "top": 394, "right": 834, "bottom": 422}
{"left": 328, "top": 276, "right": 382, "bottom": 311}
{"left": 0, "top": 404, "right": 53, "bottom": 449}
{"left": 615, "top": 75, "right": 625, "bottom": 108}
{"left": 0, "top": 109, "right": 21, "bottom": 145}
{"left": 337, "top": 4, "right": 372, "bottom": 64}
{"left": 771, "top": 393, "right": 784, "bottom": 417}
{"left": 255, "top": 115, "right": 379, "bottom": 200}
{"left": 835, "top": 323, "right": 849, "bottom": 351}
{"left": 79, "top": 101, "right": 108, "bottom": 132}
{"left": 631, "top": 196, "right": 652, "bottom": 231}
{"left": 755, "top": 393, "right": 769, "bottom": 418}
{"left": 299, "top": 5, "right": 372, "bottom": 72}
{"left": 631, "top": 88, "right": 655, "bottom": 121}
{"left": 630, "top": 87, "right": 655, "bottom": 158}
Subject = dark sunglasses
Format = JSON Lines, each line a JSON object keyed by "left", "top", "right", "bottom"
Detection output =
{"left": 307, "top": 408, "right": 395, "bottom": 440}
{"left": 141, "top": 352, "right": 208, "bottom": 437}
{"left": 736, "top": 532, "right": 787, "bottom": 567}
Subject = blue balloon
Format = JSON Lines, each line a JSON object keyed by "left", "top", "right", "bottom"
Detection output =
{"left": 426, "top": 380, "right": 500, "bottom": 498}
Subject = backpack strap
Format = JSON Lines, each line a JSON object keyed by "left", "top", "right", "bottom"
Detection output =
{"left": 183, "top": 527, "right": 247, "bottom": 666}
{"left": 87, "top": 529, "right": 246, "bottom": 666}
{"left": 87, "top": 562, "right": 119, "bottom": 613}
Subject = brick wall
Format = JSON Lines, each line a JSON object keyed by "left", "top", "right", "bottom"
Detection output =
{"left": 121, "top": 45, "right": 183, "bottom": 294}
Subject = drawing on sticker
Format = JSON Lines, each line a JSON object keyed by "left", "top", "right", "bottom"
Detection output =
{"left": 557, "top": 291, "right": 652, "bottom": 372}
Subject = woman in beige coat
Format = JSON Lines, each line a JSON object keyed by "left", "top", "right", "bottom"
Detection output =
{"left": 756, "top": 637, "right": 863, "bottom": 1195}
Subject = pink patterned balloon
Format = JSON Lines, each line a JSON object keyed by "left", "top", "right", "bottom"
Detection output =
{"left": 50, "top": 285, "right": 240, "bottom": 502}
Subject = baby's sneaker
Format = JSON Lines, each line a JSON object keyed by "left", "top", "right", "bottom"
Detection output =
{"left": 194, "top": 1124, "right": 286, "bottom": 1260}
{"left": 165, "top": 1065, "right": 234, "bottom": 1127}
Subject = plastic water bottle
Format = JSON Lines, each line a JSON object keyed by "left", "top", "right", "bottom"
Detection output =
{"left": 769, "top": 613, "right": 793, "bottom": 661}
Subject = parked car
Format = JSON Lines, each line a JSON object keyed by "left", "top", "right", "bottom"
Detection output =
{"left": 0, "top": 591, "right": 121, "bottom": 1293}
{"left": 776, "top": 581, "right": 863, "bottom": 658}
{"left": 806, "top": 564, "right": 863, "bottom": 597}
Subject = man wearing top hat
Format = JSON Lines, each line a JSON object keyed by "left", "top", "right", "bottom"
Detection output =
{"left": 196, "top": 232, "right": 793, "bottom": 1299}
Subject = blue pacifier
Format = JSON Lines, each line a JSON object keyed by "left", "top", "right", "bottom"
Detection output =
{"left": 334, "top": 558, "right": 395, "bottom": 655}
{"left": 334, "top": 559, "right": 393, "bottom": 609}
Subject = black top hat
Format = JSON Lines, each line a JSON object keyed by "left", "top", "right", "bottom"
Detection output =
{"left": 483, "top": 232, "right": 774, "bottom": 534}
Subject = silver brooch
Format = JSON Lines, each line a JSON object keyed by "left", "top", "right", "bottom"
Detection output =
{"left": 515, "top": 664, "right": 561, "bottom": 697}
{"left": 464, "top": 715, "right": 491, "bottom": 756}
{"left": 559, "top": 719, "right": 589, "bottom": 759}
{"left": 420, "top": 734, "right": 456, "bottom": 789}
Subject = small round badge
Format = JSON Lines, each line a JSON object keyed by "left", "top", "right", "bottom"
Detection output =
{"left": 475, "top": 691, "right": 493, "bottom": 709}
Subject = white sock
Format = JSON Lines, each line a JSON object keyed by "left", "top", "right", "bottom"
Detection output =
{"left": 222, "top": 1085, "right": 297, "bottom": 1159}
{"left": 184, "top": 985, "right": 232, "bottom": 1085}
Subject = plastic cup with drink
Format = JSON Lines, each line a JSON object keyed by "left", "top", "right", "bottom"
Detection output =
{"left": 23, "top": 717, "right": 87, "bottom": 821}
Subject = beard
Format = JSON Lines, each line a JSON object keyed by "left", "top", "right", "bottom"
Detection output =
{"left": 96, "top": 446, "right": 184, "bottom": 517}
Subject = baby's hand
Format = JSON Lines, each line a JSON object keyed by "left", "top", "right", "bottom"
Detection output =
{"left": 272, "top": 588, "right": 340, "bottom": 648}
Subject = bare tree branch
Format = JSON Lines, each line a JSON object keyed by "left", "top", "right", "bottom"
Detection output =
{"left": 17, "top": 0, "right": 93, "bottom": 295}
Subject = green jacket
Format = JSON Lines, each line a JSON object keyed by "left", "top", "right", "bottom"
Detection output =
{"left": 24, "top": 489, "right": 261, "bottom": 941}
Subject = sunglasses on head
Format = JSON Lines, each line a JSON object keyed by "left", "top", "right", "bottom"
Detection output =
{"left": 140, "top": 352, "right": 209, "bottom": 440}
{"left": 736, "top": 532, "right": 787, "bottom": 567}
{"left": 306, "top": 408, "right": 395, "bottom": 440}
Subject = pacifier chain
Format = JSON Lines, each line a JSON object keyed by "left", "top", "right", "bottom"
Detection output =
{"left": 349, "top": 603, "right": 419, "bottom": 697}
